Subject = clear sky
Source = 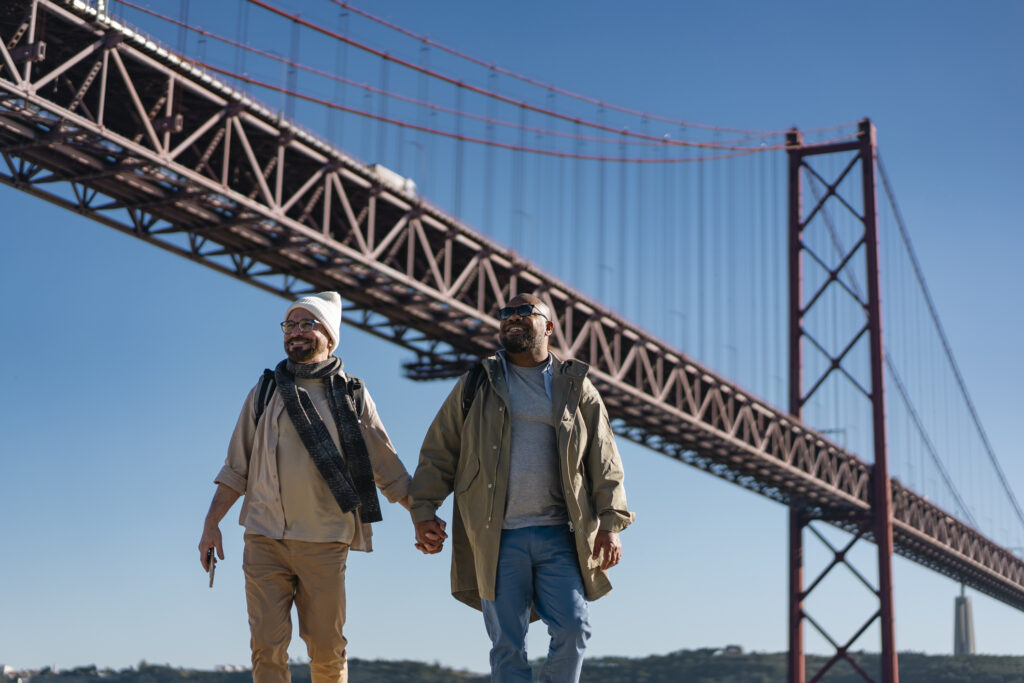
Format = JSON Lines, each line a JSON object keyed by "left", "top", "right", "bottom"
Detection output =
{"left": 2, "top": 0, "right": 1023, "bottom": 674}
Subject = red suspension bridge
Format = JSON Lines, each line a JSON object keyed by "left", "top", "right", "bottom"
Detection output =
{"left": 1, "top": 2, "right": 1021, "bottom": 681}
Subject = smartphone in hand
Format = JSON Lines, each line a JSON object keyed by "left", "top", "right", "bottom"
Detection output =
{"left": 206, "top": 548, "right": 217, "bottom": 588}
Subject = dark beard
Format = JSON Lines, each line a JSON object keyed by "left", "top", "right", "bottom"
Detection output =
{"left": 285, "top": 336, "right": 328, "bottom": 363}
{"left": 499, "top": 326, "right": 539, "bottom": 354}
{"left": 287, "top": 346, "right": 319, "bottom": 363}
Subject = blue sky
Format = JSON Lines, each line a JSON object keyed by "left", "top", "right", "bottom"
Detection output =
{"left": 2, "top": 0, "right": 1023, "bottom": 674}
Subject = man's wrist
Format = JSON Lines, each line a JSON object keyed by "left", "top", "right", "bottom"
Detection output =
{"left": 598, "top": 512, "right": 632, "bottom": 533}
{"left": 410, "top": 505, "right": 438, "bottom": 524}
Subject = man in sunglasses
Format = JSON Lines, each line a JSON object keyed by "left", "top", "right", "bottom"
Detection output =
{"left": 197, "top": 291, "right": 419, "bottom": 683}
{"left": 410, "top": 293, "right": 634, "bottom": 683}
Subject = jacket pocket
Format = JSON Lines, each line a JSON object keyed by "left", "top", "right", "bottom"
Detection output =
{"left": 454, "top": 454, "right": 480, "bottom": 494}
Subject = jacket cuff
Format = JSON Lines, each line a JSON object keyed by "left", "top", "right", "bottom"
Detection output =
{"left": 598, "top": 510, "right": 635, "bottom": 533}
{"left": 410, "top": 503, "right": 438, "bottom": 524}
{"left": 378, "top": 474, "right": 412, "bottom": 504}
{"left": 214, "top": 466, "right": 247, "bottom": 495}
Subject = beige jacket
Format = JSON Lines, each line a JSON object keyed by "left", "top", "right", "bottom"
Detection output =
{"left": 216, "top": 372, "right": 411, "bottom": 551}
{"left": 410, "top": 355, "right": 634, "bottom": 609}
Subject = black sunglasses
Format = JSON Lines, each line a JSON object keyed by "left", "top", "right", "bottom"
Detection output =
{"left": 498, "top": 304, "right": 548, "bottom": 321}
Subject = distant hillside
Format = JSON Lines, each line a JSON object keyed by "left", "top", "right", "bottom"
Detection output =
{"left": 15, "top": 649, "right": 1024, "bottom": 682}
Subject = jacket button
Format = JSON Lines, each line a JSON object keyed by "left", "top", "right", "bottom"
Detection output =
{"left": 492, "top": 445, "right": 497, "bottom": 450}
{"left": 488, "top": 483, "right": 493, "bottom": 489}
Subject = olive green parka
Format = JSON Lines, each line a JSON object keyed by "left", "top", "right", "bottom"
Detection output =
{"left": 409, "top": 354, "right": 634, "bottom": 610}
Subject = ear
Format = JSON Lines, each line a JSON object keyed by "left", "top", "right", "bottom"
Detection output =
{"left": 544, "top": 319, "right": 555, "bottom": 336}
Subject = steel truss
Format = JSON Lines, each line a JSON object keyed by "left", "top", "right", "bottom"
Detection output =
{"left": 2, "top": 0, "right": 1023, "bottom": 629}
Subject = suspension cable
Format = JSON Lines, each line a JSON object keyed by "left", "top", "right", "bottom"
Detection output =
{"left": 331, "top": 0, "right": 858, "bottom": 138}
{"left": 877, "top": 152, "right": 1024, "bottom": 530}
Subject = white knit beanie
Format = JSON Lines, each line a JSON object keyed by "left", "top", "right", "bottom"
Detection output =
{"left": 285, "top": 291, "right": 342, "bottom": 353}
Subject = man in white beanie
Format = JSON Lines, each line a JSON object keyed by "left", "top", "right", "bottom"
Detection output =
{"left": 198, "top": 291, "right": 428, "bottom": 683}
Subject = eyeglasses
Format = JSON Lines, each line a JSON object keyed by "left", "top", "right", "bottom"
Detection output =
{"left": 498, "top": 304, "right": 548, "bottom": 321}
{"left": 280, "top": 318, "right": 321, "bottom": 334}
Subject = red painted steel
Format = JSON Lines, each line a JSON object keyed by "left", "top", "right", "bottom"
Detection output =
{"left": 786, "top": 127, "right": 806, "bottom": 683}
{"left": 861, "top": 121, "right": 899, "bottom": 683}
{"left": 787, "top": 120, "right": 899, "bottom": 682}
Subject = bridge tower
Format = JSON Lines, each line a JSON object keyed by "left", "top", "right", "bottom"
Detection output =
{"left": 787, "top": 119, "right": 898, "bottom": 683}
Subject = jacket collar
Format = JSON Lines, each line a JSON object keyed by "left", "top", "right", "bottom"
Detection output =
{"left": 488, "top": 351, "right": 591, "bottom": 401}
{"left": 496, "top": 349, "right": 553, "bottom": 399}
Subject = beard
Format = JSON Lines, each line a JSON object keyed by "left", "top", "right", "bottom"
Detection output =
{"left": 285, "top": 334, "right": 329, "bottom": 363}
{"left": 499, "top": 323, "right": 540, "bottom": 354}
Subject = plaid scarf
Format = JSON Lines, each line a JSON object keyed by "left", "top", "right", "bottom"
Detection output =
{"left": 273, "top": 357, "right": 382, "bottom": 523}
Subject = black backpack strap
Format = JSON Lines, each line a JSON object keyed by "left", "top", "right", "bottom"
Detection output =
{"left": 254, "top": 370, "right": 365, "bottom": 427}
{"left": 461, "top": 361, "right": 486, "bottom": 419}
{"left": 346, "top": 376, "right": 366, "bottom": 419}
{"left": 253, "top": 368, "right": 277, "bottom": 427}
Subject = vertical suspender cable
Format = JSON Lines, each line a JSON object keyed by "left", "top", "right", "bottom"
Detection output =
{"left": 597, "top": 105, "right": 607, "bottom": 303}
{"left": 375, "top": 57, "right": 389, "bottom": 163}
{"left": 771, "top": 146, "right": 781, "bottom": 402}
{"left": 713, "top": 131, "right": 722, "bottom": 368}
{"left": 484, "top": 68, "right": 497, "bottom": 239}
{"left": 571, "top": 121, "right": 582, "bottom": 287}
{"left": 454, "top": 85, "right": 464, "bottom": 219}
{"left": 534, "top": 106, "right": 543, "bottom": 271}
{"left": 234, "top": 1, "right": 249, "bottom": 95}
{"left": 618, "top": 130, "right": 628, "bottom": 313}
{"left": 327, "top": 9, "right": 346, "bottom": 142}
{"left": 287, "top": 16, "right": 299, "bottom": 122}
{"left": 726, "top": 142, "right": 737, "bottom": 376}
{"left": 697, "top": 144, "right": 706, "bottom": 361}
{"left": 514, "top": 104, "right": 525, "bottom": 253}
{"left": 680, "top": 124, "right": 690, "bottom": 350}
{"left": 415, "top": 42, "right": 429, "bottom": 203}
{"left": 759, "top": 147, "right": 769, "bottom": 395}
{"left": 635, "top": 117, "right": 646, "bottom": 320}
{"left": 663, "top": 134, "right": 672, "bottom": 345}
{"left": 178, "top": 0, "right": 189, "bottom": 55}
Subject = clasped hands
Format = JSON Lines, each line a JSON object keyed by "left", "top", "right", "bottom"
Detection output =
{"left": 414, "top": 517, "right": 621, "bottom": 570}
{"left": 414, "top": 517, "right": 448, "bottom": 554}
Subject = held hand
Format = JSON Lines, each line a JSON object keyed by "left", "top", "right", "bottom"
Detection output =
{"left": 592, "top": 530, "right": 621, "bottom": 571}
{"left": 198, "top": 524, "right": 224, "bottom": 571}
{"left": 414, "top": 517, "right": 448, "bottom": 555}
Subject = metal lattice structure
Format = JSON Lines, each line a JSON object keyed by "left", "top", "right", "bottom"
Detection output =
{"left": 787, "top": 123, "right": 898, "bottom": 682}
{"left": 2, "top": 0, "right": 1024, "bottom": 624}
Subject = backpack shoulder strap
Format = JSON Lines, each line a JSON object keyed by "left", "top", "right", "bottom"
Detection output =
{"left": 253, "top": 368, "right": 276, "bottom": 427}
{"left": 346, "top": 375, "right": 366, "bottom": 418}
{"left": 461, "top": 361, "right": 486, "bottom": 420}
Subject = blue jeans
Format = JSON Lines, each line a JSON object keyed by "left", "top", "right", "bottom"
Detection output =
{"left": 481, "top": 525, "right": 591, "bottom": 683}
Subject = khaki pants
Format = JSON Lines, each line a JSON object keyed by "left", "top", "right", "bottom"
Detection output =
{"left": 243, "top": 533, "right": 350, "bottom": 683}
